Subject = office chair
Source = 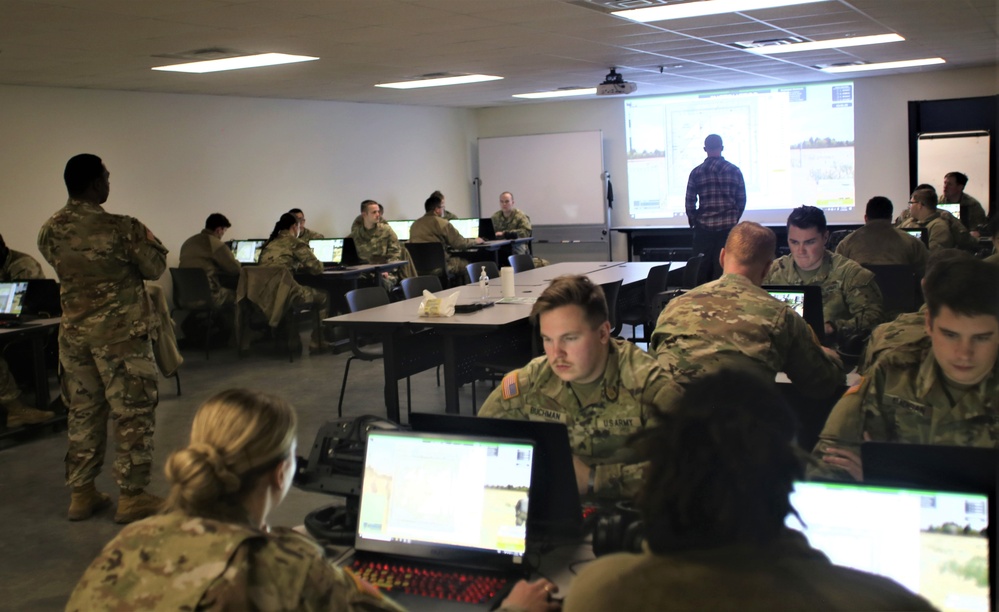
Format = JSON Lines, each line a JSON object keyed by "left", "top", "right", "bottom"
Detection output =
{"left": 862, "top": 264, "right": 920, "bottom": 318}
{"left": 617, "top": 263, "right": 671, "bottom": 342}
{"left": 169, "top": 267, "right": 220, "bottom": 360}
{"left": 405, "top": 242, "right": 453, "bottom": 288}
{"left": 466, "top": 261, "right": 500, "bottom": 285}
{"left": 339, "top": 287, "right": 411, "bottom": 417}
{"left": 601, "top": 279, "right": 624, "bottom": 336}
{"left": 508, "top": 253, "right": 534, "bottom": 273}
{"left": 401, "top": 275, "right": 443, "bottom": 300}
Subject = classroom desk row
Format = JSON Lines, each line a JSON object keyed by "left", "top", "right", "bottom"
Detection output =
{"left": 325, "top": 261, "right": 678, "bottom": 421}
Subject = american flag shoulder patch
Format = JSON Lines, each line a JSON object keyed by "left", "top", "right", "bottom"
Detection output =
{"left": 502, "top": 371, "right": 520, "bottom": 400}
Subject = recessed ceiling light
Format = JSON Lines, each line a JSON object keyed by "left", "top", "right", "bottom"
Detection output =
{"left": 748, "top": 33, "right": 904, "bottom": 54}
{"left": 613, "top": 0, "right": 826, "bottom": 23}
{"left": 513, "top": 88, "right": 597, "bottom": 99}
{"left": 152, "top": 53, "right": 318, "bottom": 74}
{"left": 375, "top": 74, "right": 503, "bottom": 89}
{"left": 819, "top": 57, "right": 945, "bottom": 73}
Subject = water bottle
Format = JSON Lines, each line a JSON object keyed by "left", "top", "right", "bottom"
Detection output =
{"left": 479, "top": 266, "right": 489, "bottom": 301}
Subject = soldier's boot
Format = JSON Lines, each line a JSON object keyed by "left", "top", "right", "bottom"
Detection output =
{"left": 114, "top": 490, "right": 163, "bottom": 524}
{"left": 68, "top": 482, "right": 112, "bottom": 521}
{"left": 4, "top": 397, "right": 55, "bottom": 428}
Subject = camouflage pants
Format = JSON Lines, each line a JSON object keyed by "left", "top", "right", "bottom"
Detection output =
{"left": 60, "top": 333, "right": 158, "bottom": 492}
{"left": 0, "top": 356, "right": 19, "bottom": 402}
{"left": 212, "top": 286, "right": 236, "bottom": 309}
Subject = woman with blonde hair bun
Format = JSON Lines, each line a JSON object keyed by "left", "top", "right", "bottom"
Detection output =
{"left": 68, "top": 389, "right": 558, "bottom": 612}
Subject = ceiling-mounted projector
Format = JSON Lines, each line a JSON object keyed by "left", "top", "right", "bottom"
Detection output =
{"left": 596, "top": 68, "right": 637, "bottom": 95}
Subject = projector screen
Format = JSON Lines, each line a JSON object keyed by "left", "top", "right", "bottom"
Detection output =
{"left": 625, "top": 81, "right": 855, "bottom": 226}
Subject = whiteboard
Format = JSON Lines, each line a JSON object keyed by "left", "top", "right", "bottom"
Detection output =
{"left": 917, "top": 131, "right": 990, "bottom": 196}
{"left": 478, "top": 131, "right": 605, "bottom": 226}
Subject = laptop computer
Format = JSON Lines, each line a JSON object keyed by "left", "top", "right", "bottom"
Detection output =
{"left": 939, "top": 203, "right": 961, "bottom": 216}
{"left": 479, "top": 218, "right": 496, "bottom": 240}
{"left": 905, "top": 228, "right": 929, "bottom": 247}
{"left": 0, "top": 281, "right": 30, "bottom": 326}
{"left": 348, "top": 429, "right": 534, "bottom": 609}
{"left": 230, "top": 239, "right": 265, "bottom": 264}
{"left": 451, "top": 218, "right": 480, "bottom": 240}
{"left": 408, "top": 413, "right": 583, "bottom": 539}
{"left": 788, "top": 480, "right": 992, "bottom": 612}
{"left": 763, "top": 284, "right": 824, "bottom": 342}
{"left": 863, "top": 442, "right": 998, "bottom": 498}
{"left": 309, "top": 238, "right": 345, "bottom": 269}
{"left": 21, "top": 279, "right": 61, "bottom": 317}
{"left": 387, "top": 220, "right": 413, "bottom": 242}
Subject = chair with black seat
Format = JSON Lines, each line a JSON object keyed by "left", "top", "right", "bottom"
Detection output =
{"left": 617, "top": 263, "right": 672, "bottom": 342}
{"left": 339, "top": 286, "right": 411, "bottom": 418}
{"left": 862, "top": 264, "right": 920, "bottom": 319}
{"left": 401, "top": 275, "right": 443, "bottom": 300}
{"left": 680, "top": 253, "right": 706, "bottom": 289}
{"left": 169, "top": 267, "right": 220, "bottom": 360}
{"left": 508, "top": 253, "right": 534, "bottom": 272}
{"left": 406, "top": 242, "right": 453, "bottom": 288}
{"left": 465, "top": 261, "right": 500, "bottom": 285}
{"left": 235, "top": 267, "right": 318, "bottom": 362}
{"left": 601, "top": 279, "right": 624, "bottom": 336}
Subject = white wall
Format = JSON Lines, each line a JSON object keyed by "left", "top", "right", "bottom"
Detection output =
{"left": 476, "top": 65, "right": 998, "bottom": 259}
{"left": 0, "top": 85, "right": 477, "bottom": 282}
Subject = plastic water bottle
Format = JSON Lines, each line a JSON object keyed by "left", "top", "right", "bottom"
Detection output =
{"left": 479, "top": 266, "right": 489, "bottom": 301}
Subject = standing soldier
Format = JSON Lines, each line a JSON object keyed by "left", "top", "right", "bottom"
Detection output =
{"left": 38, "top": 154, "right": 168, "bottom": 523}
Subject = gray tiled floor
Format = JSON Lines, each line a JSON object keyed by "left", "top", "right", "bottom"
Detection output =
{"left": 0, "top": 336, "right": 473, "bottom": 610}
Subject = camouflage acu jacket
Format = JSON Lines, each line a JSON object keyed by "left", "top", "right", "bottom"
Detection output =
{"left": 764, "top": 251, "right": 884, "bottom": 339}
{"left": 858, "top": 307, "right": 928, "bottom": 375}
{"left": 259, "top": 230, "right": 323, "bottom": 275}
{"left": 0, "top": 248, "right": 45, "bottom": 281}
{"left": 67, "top": 512, "right": 404, "bottom": 611}
{"left": 809, "top": 343, "right": 999, "bottom": 481}
{"left": 350, "top": 222, "right": 402, "bottom": 264}
{"left": 491, "top": 209, "right": 532, "bottom": 239}
{"left": 651, "top": 273, "right": 844, "bottom": 398}
{"left": 37, "top": 199, "right": 167, "bottom": 343}
{"left": 478, "top": 338, "right": 683, "bottom": 499}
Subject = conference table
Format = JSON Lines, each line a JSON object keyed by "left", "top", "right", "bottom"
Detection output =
{"left": 324, "top": 261, "right": 677, "bottom": 422}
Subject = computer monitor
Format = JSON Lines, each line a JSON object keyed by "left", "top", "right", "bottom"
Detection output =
{"left": 230, "top": 239, "right": 265, "bottom": 264}
{"left": 938, "top": 203, "right": 961, "bottom": 216}
{"left": 450, "top": 218, "right": 480, "bottom": 239}
{"left": 904, "top": 228, "right": 929, "bottom": 246}
{"left": 387, "top": 220, "right": 413, "bottom": 241}
{"left": 309, "top": 238, "right": 343, "bottom": 265}
{"left": 789, "top": 480, "right": 991, "bottom": 612}
{"left": 479, "top": 218, "right": 496, "bottom": 239}
{"left": 0, "top": 281, "right": 28, "bottom": 319}
{"left": 763, "top": 285, "right": 824, "bottom": 342}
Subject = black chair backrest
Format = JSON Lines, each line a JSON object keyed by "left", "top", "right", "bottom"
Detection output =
{"left": 346, "top": 286, "right": 390, "bottom": 313}
{"left": 341, "top": 236, "right": 361, "bottom": 265}
{"left": 508, "top": 253, "right": 534, "bottom": 272}
{"left": 170, "top": 267, "right": 214, "bottom": 311}
{"left": 600, "top": 279, "right": 623, "bottom": 333}
{"left": 401, "top": 275, "right": 444, "bottom": 300}
{"left": 862, "top": 264, "right": 920, "bottom": 315}
{"left": 643, "top": 263, "right": 672, "bottom": 319}
{"left": 466, "top": 261, "right": 500, "bottom": 284}
{"left": 405, "top": 242, "right": 450, "bottom": 286}
{"left": 681, "top": 254, "right": 705, "bottom": 289}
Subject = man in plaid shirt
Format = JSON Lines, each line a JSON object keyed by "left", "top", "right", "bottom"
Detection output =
{"left": 685, "top": 134, "right": 746, "bottom": 282}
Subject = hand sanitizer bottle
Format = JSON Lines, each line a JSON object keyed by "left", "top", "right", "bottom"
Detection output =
{"left": 479, "top": 266, "right": 489, "bottom": 301}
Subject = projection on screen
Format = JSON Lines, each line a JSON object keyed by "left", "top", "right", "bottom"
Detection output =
{"left": 625, "top": 81, "right": 855, "bottom": 226}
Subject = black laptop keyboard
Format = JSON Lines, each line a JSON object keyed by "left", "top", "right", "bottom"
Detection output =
{"left": 350, "top": 559, "right": 511, "bottom": 604}
{"left": 324, "top": 264, "right": 349, "bottom": 271}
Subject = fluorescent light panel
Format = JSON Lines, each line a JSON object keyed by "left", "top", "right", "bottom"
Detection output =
{"left": 820, "top": 57, "right": 945, "bottom": 73}
{"left": 613, "top": 0, "right": 826, "bottom": 22}
{"left": 513, "top": 88, "right": 597, "bottom": 99}
{"left": 152, "top": 53, "right": 318, "bottom": 74}
{"left": 376, "top": 74, "right": 502, "bottom": 89}
{"left": 750, "top": 33, "right": 904, "bottom": 54}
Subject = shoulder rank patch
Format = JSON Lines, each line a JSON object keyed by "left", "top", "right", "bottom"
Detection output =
{"left": 502, "top": 371, "right": 520, "bottom": 400}
{"left": 844, "top": 377, "right": 864, "bottom": 395}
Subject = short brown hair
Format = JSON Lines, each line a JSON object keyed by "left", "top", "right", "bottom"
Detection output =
{"left": 724, "top": 222, "right": 776, "bottom": 269}
{"left": 911, "top": 187, "right": 937, "bottom": 210}
{"left": 530, "top": 275, "right": 608, "bottom": 328}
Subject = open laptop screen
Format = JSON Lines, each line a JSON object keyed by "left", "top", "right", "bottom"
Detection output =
{"left": 789, "top": 481, "right": 990, "bottom": 612}
{"left": 231, "top": 239, "right": 265, "bottom": 264}
{"left": 387, "top": 220, "right": 413, "bottom": 241}
{"left": 357, "top": 430, "right": 533, "bottom": 566}
{"left": 0, "top": 281, "right": 28, "bottom": 316}
{"left": 450, "top": 218, "right": 480, "bottom": 240}
{"left": 309, "top": 238, "right": 343, "bottom": 264}
{"left": 763, "top": 285, "right": 824, "bottom": 342}
{"left": 939, "top": 203, "right": 961, "bottom": 216}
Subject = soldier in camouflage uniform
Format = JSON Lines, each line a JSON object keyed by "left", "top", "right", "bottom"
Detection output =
{"left": 492, "top": 191, "right": 533, "bottom": 256}
{"left": 834, "top": 196, "right": 927, "bottom": 278}
{"left": 289, "top": 207, "right": 326, "bottom": 241}
{"left": 351, "top": 200, "right": 415, "bottom": 292}
{"left": 431, "top": 190, "right": 459, "bottom": 221}
{"left": 764, "top": 206, "right": 884, "bottom": 343}
{"left": 941, "top": 171, "right": 989, "bottom": 233}
{"left": 479, "top": 275, "right": 683, "bottom": 500}
{"left": 809, "top": 258, "right": 999, "bottom": 481}
{"left": 652, "top": 222, "right": 844, "bottom": 399}
{"left": 0, "top": 234, "right": 56, "bottom": 427}
{"left": 259, "top": 213, "right": 329, "bottom": 352}
{"left": 38, "top": 154, "right": 167, "bottom": 523}
{"left": 69, "top": 389, "right": 552, "bottom": 612}
{"left": 178, "top": 213, "right": 241, "bottom": 308}
{"left": 410, "top": 195, "right": 483, "bottom": 281}
{"left": 899, "top": 187, "right": 978, "bottom": 252}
